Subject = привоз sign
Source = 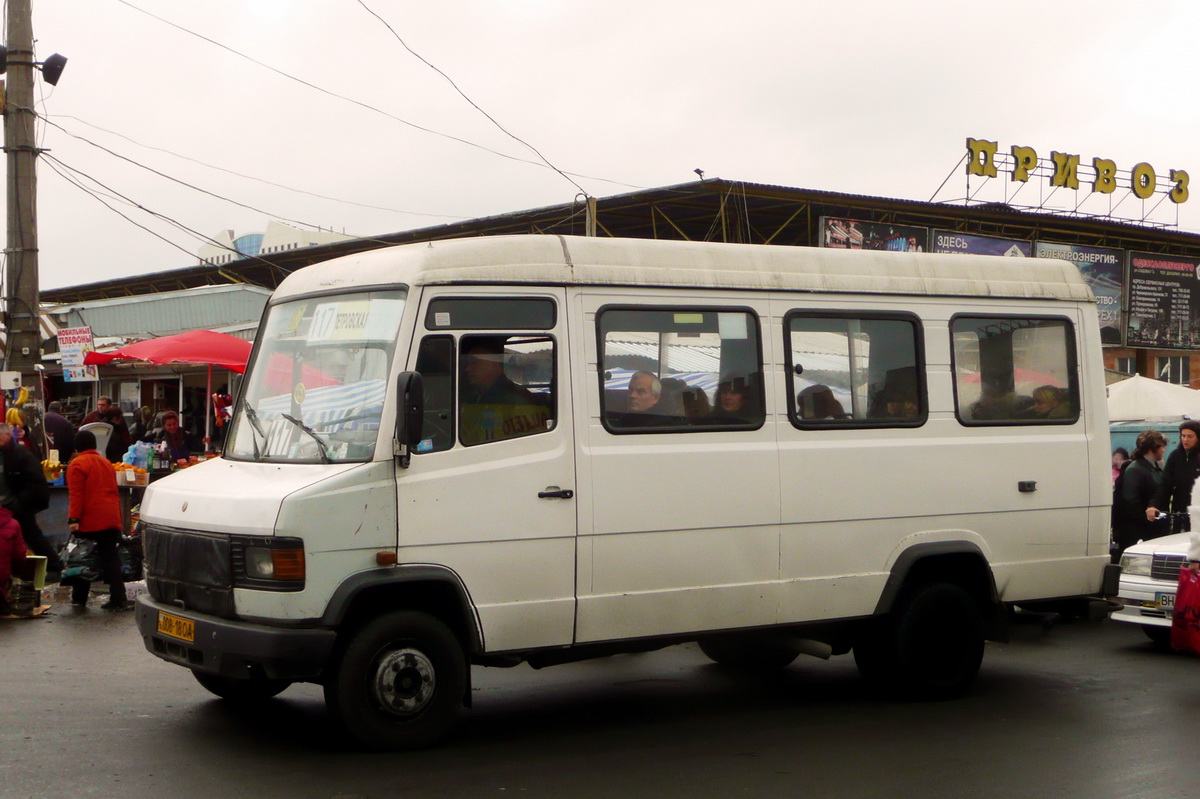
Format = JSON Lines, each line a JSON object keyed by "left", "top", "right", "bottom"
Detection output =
{"left": 966, "top": 137, "right": 1188, "bottom": 204}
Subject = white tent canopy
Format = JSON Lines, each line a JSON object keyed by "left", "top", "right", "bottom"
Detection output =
{"left": 1107, "top": 375, "right": 1200, "bottom": 422}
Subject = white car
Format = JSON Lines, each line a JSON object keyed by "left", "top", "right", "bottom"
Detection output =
{"left": 1113, "top": 532, "right": 1192, "bottom": 647}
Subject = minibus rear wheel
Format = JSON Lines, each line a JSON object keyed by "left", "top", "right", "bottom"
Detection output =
{"left": 854, "top": 582, "right": 985, "bottom": 699}
{"left": 324, "top": 610, "right": 467, "bottom": 751}
{"left": 192, "top": 671, "right": 291, "bottom": 702}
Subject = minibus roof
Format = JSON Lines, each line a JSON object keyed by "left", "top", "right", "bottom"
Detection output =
{"left": 272, "top": 235, "right": 1095, "bottom": 303}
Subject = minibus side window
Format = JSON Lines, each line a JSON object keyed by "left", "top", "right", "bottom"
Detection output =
{"left": 598, "top": 307, "right": 764, "bottom": 433}
{"left": 950, "top": 316, "right": 1079, "bottom": 425}
{"left": 414, "top": 336, "right": 455, "bottom": 453}
{"left": 458, "top": 334, "right": 556, "bottom": 446}
{"left": 786, "top": 313, "right": 925, "bottom": 428}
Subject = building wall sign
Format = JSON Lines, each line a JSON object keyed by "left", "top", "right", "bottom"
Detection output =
{"left": 820, "top": 217, "right": 927, "bottom": 251}
{"left": 1127, "top": 252, "right": 1200, "bottom": 350}
{"left": 58, "top": 326, "right": 99, "bottom": 383}
{"left": 1034, "top": 242, "right": 1124, "bottom": 345}
{"left": 966, "top": 138, "right": 1189, "bottom": 205}
{"left": 931, "top": 230, "right": 1030, "bottom": 257}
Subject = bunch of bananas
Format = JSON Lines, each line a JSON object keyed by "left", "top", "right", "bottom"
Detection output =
{"left": 41, "top": 458, "right": 63, "bottom": 481}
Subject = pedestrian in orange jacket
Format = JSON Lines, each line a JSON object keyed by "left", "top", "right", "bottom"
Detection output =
{"left": 65, "top": 429, "right": 127, "bottom": 610}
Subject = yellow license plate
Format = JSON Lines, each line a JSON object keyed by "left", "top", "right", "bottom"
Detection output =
{"left": 157, "top": 611, "right": 195, "bottom": 643}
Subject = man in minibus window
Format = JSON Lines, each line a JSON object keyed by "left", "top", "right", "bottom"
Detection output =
{"left": 628, "top": 371, "right": 662, "bottom": 413}
{"left": 462, "top": 339, "right": 535, "bottom": 407}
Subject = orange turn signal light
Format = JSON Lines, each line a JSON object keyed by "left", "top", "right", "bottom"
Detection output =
{"left": 376, "top": 551, "right": 398, "bottom": 566}
{"left": 271, "top": 549, "right": 306, "bottom": 581}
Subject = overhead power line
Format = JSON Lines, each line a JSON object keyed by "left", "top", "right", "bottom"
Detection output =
{"left": 354, "top": 0, "right": 587, "bottom": 197}
{"left": 43, "top": 155, "right": 237, "bottom": 263}
{"left": 39, "top": 114, "right": 342, "bottom": 233}
{"left": 47, "top": 114, "right": 467, "bottom": 220}
{"left": 112, "top": 0, "right": 641, "bottom": 190}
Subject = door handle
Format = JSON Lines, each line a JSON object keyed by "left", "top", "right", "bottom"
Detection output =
{"left": 538, "top": 487, "right": 574, "bottom": 499}
{"left": 1018, "top": 481, "right": 1037, "bottom": 493}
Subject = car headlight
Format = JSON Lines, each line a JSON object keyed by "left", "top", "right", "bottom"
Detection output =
{"left": 1120, "top": 553, "right": 1152, "bottom": 577}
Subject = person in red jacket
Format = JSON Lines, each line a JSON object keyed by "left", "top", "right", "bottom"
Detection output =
{"left": 0, "top": 504, "right": 28, "bottom": 616}
{"left": 66, "top": 429, "right": 127, "bottom": 610}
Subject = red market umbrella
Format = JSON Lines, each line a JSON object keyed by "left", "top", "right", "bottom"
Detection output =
{"left": 83, "top": 330, "right": 341, "bottom": 441}
{"left": 84, "top": 330, "right": 252, "bottom": 443}
{"left": 83, "top": 329, "right": 251, "bottom": 372}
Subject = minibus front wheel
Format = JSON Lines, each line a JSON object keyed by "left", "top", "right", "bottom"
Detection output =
{"left": 324, "top": 610, "right": 467, "bottom": 751}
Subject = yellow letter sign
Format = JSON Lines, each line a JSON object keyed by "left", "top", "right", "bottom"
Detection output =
{"left": 1011, "top": 146, "right": 1038, "bottom": 182}
{"left": 1051, "top": 152, "right": 1080, "bottom": 189}
{"left": 966, "top": 138, "right": 998, "bottom": 178}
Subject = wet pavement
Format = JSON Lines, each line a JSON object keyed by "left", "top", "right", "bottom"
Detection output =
{"left": 1, "top": 597, "right": 1196, "bottom": 799}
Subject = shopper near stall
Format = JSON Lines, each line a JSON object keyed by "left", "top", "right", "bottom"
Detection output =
{"left": 148, "top": 411, "right": 199, "bottom": 461}
{"left": 43, "top": 401, "right": 77, "bottom": 463}
{"left": 81, "top": 396, "right": 115, "bottom": 425}
{"left": 65, "top": 429, "right": 127, "bottom": 610}
{"left": 0, "top": 422, "right": 59, "bottom": 574}
{"left": 1147, "top": 420, "right": 1200, "bottom": 533}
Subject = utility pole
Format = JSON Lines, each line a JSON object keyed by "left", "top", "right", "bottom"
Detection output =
{"left": 3, "top": 0, "right": 44, "bottom": 457}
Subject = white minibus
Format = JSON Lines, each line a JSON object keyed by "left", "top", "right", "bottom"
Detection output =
{"left": 134, "top": 235, "right": 1117, "bottom": 749}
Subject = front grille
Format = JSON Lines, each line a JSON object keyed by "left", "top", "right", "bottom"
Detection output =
{"left": 143, "top": 525, "right": 235, "bottom": 618}
{"left": 1151, "top": 554, "right": 1188, "bottom": 582}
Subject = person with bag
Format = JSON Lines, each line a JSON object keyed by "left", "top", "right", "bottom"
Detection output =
{"left": 65, "top": 429, "right": 128, "bottom": 610}
{"left": 0, "top": 422, "right": 60, "bottom": 575}
{"left": 1147, "top": 420, "right": 1200, "bottom": 533}
{"left": 1112, "top": 430, "right": 1169, "bottom": 560}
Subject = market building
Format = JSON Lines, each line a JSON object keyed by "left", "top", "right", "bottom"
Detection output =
{"left": 31, "top": 171, "right": 1200, "bottom": 410}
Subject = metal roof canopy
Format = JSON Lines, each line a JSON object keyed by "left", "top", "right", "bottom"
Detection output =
{"left": 49, "top": 284, "right": 270, "bottom": 339}
{"left": 42, "top": 179, "right": 1200, "bottom": 304}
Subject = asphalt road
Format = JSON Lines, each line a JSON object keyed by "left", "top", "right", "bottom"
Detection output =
{"left": 1, "top": 591, "right": 1195, "bottom": 799}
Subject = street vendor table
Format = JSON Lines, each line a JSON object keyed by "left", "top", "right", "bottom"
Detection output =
{"left": 117, "top": 470, "right": 170, "bottom": 535}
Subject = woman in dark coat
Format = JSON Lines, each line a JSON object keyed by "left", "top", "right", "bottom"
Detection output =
{"left": 1113, "top": 429, "right": 1168, "bottom": 557}
{"left": 1147, "top": 420, "right": 1200, "bottom": 533}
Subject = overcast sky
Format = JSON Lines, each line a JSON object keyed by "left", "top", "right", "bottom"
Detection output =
{"left": 14, "top": 0, "right": 1200, "bottom": 290}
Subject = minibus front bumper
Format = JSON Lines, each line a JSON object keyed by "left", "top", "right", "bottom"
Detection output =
{"left": 135, "top": 594, "right": 336, "bottom": 682}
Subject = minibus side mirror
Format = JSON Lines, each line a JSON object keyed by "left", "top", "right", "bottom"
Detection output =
{"left": 394, "top": 371, "right": 424, "bottom": 468}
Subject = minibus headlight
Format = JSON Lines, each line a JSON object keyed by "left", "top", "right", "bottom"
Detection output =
{"left": 1120, "top": 553, "right": 1152, "bottom": 577}
{"left": 232, "top": 536, "right": 306, "bottom": 589}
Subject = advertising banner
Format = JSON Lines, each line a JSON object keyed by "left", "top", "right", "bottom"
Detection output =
{"left": 1127, "top": 252, "right": 1200, "bottom": 349}
{"left": 931, "top": 230, "right": 1031, "bottom": 257}
{"left": 1034, "top": 242, "right": 1124, "bottom": 345}
{"left": 57, "top": 326, "right": 99, "bottom": 382}
{"left": 820, "top": 217, "right": 927, "bottom": 252}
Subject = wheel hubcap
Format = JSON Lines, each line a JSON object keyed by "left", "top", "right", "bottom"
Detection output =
{"left": 371, "top": 648, "right": 436, "bottom": 717}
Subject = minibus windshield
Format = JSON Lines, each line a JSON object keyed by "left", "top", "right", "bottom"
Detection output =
{"left": 226, "top": 289, "right": 406, "bottom": 463}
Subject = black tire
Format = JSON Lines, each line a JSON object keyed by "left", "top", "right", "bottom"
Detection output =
{"left": 1143, "top": 625, "right": 1173, "bottom": 650}
{"left": 192, "top": 670, "right": 291, "bottom": 702}
{"left": 324, "top": 611, "right": 467, "bottom": 751}
{"left": 698, "top": 634, "right": 799, "bottom": 670}
{"left": 854, "top": 582, "right": 985, "bottom": 699}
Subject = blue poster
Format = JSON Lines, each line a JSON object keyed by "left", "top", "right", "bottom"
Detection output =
{"left": 931, "top": 230, "right": 1031, "bottom": 257}
{"left": 1035, "top": 242, "right": 1124, "bottom": 345}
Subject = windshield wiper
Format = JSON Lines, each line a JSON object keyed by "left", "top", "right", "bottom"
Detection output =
{"left": 242, "top": 404, "right": 264, "bottom": 461}
{"left": 281, "top": 413, "right": 332, "bottom": 463}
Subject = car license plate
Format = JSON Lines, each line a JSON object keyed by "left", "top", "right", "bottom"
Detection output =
{"left": 1157, "top": 592, "right": 1175, "bottom": 611}
{"left": 157, "top": 611, "right": 195, "bottom": 643}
